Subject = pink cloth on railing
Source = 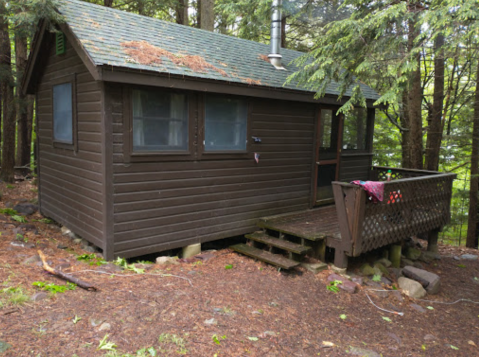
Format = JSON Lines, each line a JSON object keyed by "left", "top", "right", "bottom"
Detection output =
{"left": 351, "top": 180, "right": 385, "bottom": 203}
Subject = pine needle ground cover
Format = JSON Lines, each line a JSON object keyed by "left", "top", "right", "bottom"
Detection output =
{"left": 0, "top": 181, "right": 478, "bottom": 356}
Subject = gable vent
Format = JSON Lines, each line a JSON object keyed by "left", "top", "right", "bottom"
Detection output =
{"left": 56, "top": 32, "right": 66, "bottom": 55}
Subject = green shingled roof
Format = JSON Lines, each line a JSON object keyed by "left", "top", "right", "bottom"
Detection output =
{"left": 58, "top": 0, "right": 379, "bottom": 100}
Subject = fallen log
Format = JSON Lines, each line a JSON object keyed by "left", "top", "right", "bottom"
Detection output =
{"left": 38, "top": 250, "right": 98, "bottom": 291}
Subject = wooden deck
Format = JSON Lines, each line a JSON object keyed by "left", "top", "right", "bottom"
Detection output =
{"left": 233, "top": 166, "right": 456, "bottom": 270}
{"left": 257, "top": 205, "right": 341, "bottom": 241}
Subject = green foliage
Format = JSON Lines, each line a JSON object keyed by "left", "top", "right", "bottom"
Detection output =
{"left": 32, "top": 281, "right": 76, "bottom": 294}
{"left": 114, "top": 257, "right": 144, "bottom": 274}
{"left": 0, "top": 286, "right": 30, "bottom": 307}
{"left": 11, "top": 215, "right": 27, "bottom": 223}
{"left": 158, "top": 333, "right": 188, "bottom": 355}
{"left": 326, "top": 280, "right": 342, "bottom": 293}
{"left": 0, "top": 208, "right": 18, "bottom": 216}
{"left": 77, "top": 253, "right": 106, "bottom": 266}
{"left": 212, "top": 334, "right": 226, "bottom": 345}
{"left": 372, "top": 274, "right": 382, "bottom": 282}
{"left": 382, "top": 316, "right": 392, "bottom": 322}
{"left": 339, "top": 314, "right": 347, "bottom": 320}
{"left": 224, "top": 264, "right": 233, "bottom": 270}
{"left": 98, "top": 334, "right": 117, "bottom": 351}
{"left": 6, "top": 184, "right": 14, "bottom": 189}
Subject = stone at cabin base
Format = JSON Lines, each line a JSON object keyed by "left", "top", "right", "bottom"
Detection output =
{"left": 398, "top": 277, "right": 427, "bottom": 299}
{"left": 402, "top": 266, "right": 441, "bottom": 294}
{"left": 360, "top": 263, "right": 375, "bottom": 276}
{"left": 156, "top": 256, "right": 179, "bottom": 265}
{"left": 182, "top": 243, "right": 201, "bottom": 259}
{"left": 301, "top": 262, "right": 327, "bottom": 274}
{"left": 405, "top": 247, "right": 421, "bottom": 261}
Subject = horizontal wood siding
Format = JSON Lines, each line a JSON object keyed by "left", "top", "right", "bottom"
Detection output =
{"left": 339, "top": 154, "right": 372, "bottom": 182}
{"left": 37, "top": 37, "right": 104, "bottom": 248}
{"left": 111, "top": 90, "right": 315, "bottom": 258}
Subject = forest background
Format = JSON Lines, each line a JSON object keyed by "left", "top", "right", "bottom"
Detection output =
{"left": 0, "top": 0, "right": 478, "bottom": 248}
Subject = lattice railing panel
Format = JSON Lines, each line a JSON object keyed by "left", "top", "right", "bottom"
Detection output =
{"left": 357, "top": 169, "right": 454, "bottom": 255}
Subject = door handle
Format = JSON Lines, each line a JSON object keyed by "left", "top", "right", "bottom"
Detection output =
{"left": 316, "top": 162, "right": 320, "bottom": 165}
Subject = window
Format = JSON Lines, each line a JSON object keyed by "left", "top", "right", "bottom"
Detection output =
{"left": 342, "top": 108, "right": 368, "bottom": 150}
{"left": 319, "top": 109, "right": 333, "bottom": 150}
{"left": 204, "top": 95, "right": 247, "bottom": 152}
{"left": 52, "top": 74, "right": 76, "bottom": 149}
{"left": 132, "top": 89, "right": 188, "bottom": 152}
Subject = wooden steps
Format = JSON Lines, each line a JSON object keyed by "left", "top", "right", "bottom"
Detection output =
{"left": 232, "top": 208, "right": 340, "bottom": 269}
{"left": 245, "top": 232, "right": 311, "bottom": 255}
{"left": 230, "top": 243, "right": 300, "bottom": 270}
{"left": 230, "top": 230, "right": 315, "bottom": 270}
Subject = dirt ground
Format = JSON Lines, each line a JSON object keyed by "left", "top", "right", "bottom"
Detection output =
{"left": 1, "top": 180, "right": 479, "bottom": 357}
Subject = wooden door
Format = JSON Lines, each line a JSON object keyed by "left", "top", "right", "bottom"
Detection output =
{"left": 313, "top": 108, "right": 342, "bottom": 205}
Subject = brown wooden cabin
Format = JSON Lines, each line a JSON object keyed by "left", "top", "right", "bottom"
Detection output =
{"left": 22, "top": 0, "right": 455, "bottom": 266}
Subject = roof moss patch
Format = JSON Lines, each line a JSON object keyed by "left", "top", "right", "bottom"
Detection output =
{"left": 121, "top": 40, "right": 228, "bottom": 77}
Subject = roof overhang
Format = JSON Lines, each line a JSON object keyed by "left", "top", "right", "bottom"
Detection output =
{"left": 98, "top": 65, "right": 378, "bottom": 108}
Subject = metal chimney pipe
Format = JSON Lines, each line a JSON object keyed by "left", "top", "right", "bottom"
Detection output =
{"left": 268, "top": 0, "right": 283, "bottom": 69}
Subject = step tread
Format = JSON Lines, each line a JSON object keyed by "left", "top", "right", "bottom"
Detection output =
{"left": 245, "top": 232, "right": 311, "bottom": 255}
{"left": 230, "top": 243, "right": 300, "bottom": 269}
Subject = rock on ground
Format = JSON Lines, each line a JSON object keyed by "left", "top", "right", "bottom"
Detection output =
{"left": 31, "top": 292, "right": 48, "bottom": 302}
{"left": 405, "top": 247, "right": 421, "bottom": 261}
{"left": 402, "top": 266, "right": 441, "bottom": 295}
{"left": 327, "top": 274, "right": 358, "bottom": 294}
{"left": 13, "top": 203, "right": 38, "bottom": 216}
{"left": 398, "top": 277, "right": 427, "bottom": 299}
{"left": 360, "top": 263, "right": 375, "bottom": 276}
{"left": 348, "top": 346, "right": 381, "bottom": 357}
{"left": 301, "top": 262, "right": 328, "bottom": 274}
{"left": 156, "top": 256, "right": 179, "bottom": 265}
{"left": 375, "top": 258, "right": 392, "bottom": 268}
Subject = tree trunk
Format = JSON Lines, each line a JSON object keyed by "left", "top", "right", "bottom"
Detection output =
{"left": 407, "top": 9, "right": 423, "bottom": 169}
{"left": 176, "top": 0, "right": 188, "bottom": 25}
{"left": 200, "top": 0, "right": 214, "bottom": 31}
{"left": 466, "top": 59, "right": 479, "bottom": 249}
{"left": 196, "top": 0, "right": 201, "bottom": 28}
{"left": 400, "top": 93, "right": 412, "bottom": 168}
{"left": 0, "top": 88, "right": 2, "bottom": 167}
{"left": 15, "top": 32, "right": 31, "bottom": 175}
{"left": 0, "top": 2, "right": 16, "bottom": 183}
{"left": 281, "top": 15, "right": 286, "bottom": 48}
{"left": 103, "top": 0, "right": 113, "bottom": 7}
{"left": 425, "top": 34, "right": 444, "bottom": 171}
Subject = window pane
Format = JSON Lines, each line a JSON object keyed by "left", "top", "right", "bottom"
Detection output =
{"left": 132, "top": 90, "right": 188, "bottom": 152}
{"left": 53, "top": 83, "right": 73, "bottom": 143}
{"left": 343, "top": 108, "right": 367, "bottom": 150}
{"left": 204, "top": 96, "right": 247, "bottom": 151}
{"left": 319, "top": 109, "right": 333, "bottom": 149}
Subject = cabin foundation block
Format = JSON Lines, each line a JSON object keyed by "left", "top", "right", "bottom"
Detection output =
{"left": 182, "top": 243, "right": 201, "bottom": 258}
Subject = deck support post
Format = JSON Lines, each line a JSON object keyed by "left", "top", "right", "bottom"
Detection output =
{"left": 427, "top": 229, "right": 440, "bottom": 253}
{"left": 333, "top": 249, "right": 348, "bottom": 269}
{"left": 389, "top": 244, "right": 402, "bottom": 268}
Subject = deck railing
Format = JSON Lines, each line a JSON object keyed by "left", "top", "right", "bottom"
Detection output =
{"left": 332, "top": 166, "right": 456, "bottom": 261}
